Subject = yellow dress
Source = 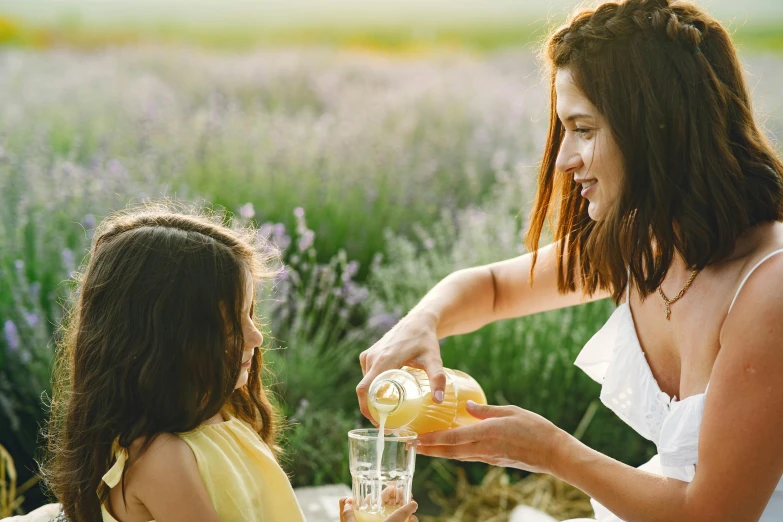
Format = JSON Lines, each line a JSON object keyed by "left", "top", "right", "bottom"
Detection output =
{"left": 100, "top": 413, "right": 306, "bottom": 522}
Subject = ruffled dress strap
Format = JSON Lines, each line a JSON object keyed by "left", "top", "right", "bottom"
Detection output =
{"left": 102, "top": 438, "right": 129, "bottom": 489}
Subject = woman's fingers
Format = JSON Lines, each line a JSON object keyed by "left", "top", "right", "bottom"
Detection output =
{"left": 356, "top": 352, "right": 398, "bottom": 421}
{"left": 416, "top": 424, "right": 483, "bottom": 447}
{"left": 421, "top": 355, "right": 447, "bottom": 404}
{"left": 415, "top": 441, "right": 483, "bottom": 460}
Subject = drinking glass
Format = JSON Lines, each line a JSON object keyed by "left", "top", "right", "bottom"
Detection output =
{"left": 348, "top": 428, "right": 417, "bottom": 522}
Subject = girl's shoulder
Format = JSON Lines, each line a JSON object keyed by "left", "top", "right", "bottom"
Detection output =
{"left": 108, "top": 433, "right": 218, "bottom": 521}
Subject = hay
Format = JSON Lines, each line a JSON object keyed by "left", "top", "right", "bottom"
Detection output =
{"left": 420, "top": 466, "right": 594, "bottom": 522}
{"left": 1, "top": 443, "right": 41, "bottom": 518}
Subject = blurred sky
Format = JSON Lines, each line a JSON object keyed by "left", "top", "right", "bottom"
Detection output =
{"left": 0, "top": 0, "right": 780, "bottom": 28}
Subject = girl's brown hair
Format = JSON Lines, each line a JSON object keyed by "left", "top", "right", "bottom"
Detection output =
{"left": 43, "top": 201, "right": 282, "bottom": 521}
{"left": 526, "top": 0, "right": 783, "bottom": 302}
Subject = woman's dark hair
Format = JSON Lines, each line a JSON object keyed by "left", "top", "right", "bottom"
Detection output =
{"left": 43, "top": 201, "right": 282, "bottom": 521}
{"left": 526, "top": 0, "right": 783, "bottom": 302}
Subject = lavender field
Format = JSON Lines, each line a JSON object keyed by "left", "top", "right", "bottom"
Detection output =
{"left": 1, "top": 45, "right": 781, "bottom": 517}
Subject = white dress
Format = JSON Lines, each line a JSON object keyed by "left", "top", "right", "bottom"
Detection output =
{"left": 567, "top": 249, "right": 783, "bottom": 522}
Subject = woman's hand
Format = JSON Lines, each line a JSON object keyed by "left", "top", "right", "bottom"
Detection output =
{"left": 339, "top": 498, "right": 419, "bottom": 522}
{"left": 415, "top": 400, "right": 567, "bottom": 475}
{"left": 356, "top": 312, "right": 446, "bottom": 422}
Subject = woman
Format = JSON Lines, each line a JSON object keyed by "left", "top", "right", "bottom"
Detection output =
{"left": 356, "top": 0, "right": 783, "bottom": 520}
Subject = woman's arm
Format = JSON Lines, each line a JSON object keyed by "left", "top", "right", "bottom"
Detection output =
{"left": 129, "top": 434, "right": 221, "bottom": 522}
{"left": 418, "top": 255, "right": 783, "bottom": 522}
{"left": 414, "top": 241, "right": 610, "bottom": 339}
{"left": 357, "top": 242, "right": 610, "bottom": 418}
{"left": 551, "top": 256, "right": 783, "bottom": 522}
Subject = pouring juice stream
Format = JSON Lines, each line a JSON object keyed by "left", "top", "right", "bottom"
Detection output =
{"left": 361, "top": 367, "right": 486, "bottom": 522}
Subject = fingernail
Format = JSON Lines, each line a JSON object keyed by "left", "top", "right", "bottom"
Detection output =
{"left": 467, "top": 400, "right": 476, "bottom": 408}
{"left": 434, "top": 390, "right": 444, "bottom": 403}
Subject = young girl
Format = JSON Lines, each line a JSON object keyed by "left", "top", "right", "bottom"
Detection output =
{"left": 42, "top": 203, "right": 417, "bottom": 522}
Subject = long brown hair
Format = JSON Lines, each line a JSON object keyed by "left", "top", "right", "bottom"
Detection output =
{"left": 526, "top": 0, "right": 783, "bottom": 303}
{"left": 42, "top": 201, "right": 282, "bottom": 521}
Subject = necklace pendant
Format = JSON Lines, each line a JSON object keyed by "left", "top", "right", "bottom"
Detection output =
{"left": 665, "top": 304, "right": 671, "bottom": 321}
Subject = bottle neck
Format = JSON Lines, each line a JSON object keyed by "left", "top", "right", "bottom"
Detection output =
{"left": 369, "top": 376, "right": 407, "bottom": 415}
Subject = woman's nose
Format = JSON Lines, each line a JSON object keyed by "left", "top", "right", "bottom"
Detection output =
{"left": 555, "top": 140, "right": 582, "bottom": 174}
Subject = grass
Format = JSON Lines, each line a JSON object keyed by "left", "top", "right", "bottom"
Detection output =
{"left": 0, "top": 40, "right": 780, "bottom": 517}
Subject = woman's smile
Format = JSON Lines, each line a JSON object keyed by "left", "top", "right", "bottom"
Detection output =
{"left": 578, "top": 179, "right": 598, "bottom": 197}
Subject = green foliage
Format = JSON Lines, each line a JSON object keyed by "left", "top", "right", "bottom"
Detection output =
{"left": 367, "top": 170, "right": 657, "bottom": 506}
{"left": 1, "top": 45, "right": 778, "bottom": 515}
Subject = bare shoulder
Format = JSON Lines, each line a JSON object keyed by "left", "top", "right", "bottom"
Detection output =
{"left": 721, "top": 230, "right": 783, "bottom": 343}
{"left": 693, "top": 247, "right": 783, "bottom": 518}
{"left": 123, "top": 433, "right": 221, "bottom": 522}
{"left": 129, "top": 432, "right": 194, "bottom": 470}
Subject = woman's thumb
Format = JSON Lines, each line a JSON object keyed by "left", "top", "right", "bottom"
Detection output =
{"left": 466, "top": 400, "right": 503, "bottom": 419}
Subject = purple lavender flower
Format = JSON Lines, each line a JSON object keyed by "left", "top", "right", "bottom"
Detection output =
{"left": 30, "top": 282, "right": 41, "bottom": 301}
{"left": 368, "top": 312, "right": 400, "bottom": 333}
{"left": 293, "top": 207, "right": 305, "bottom": 219}
{"left": 239, "top": 202, "right": 256, "bottom": 220}
{"left": 297, "top": 230, "right": 315, "bottom": 252}
{"left": 344, "top": 285, "right": 369, "bottom": 306}
{"left": 83, "top": 214, "right": 96, "bottom": 229}
{"left": 61, "top": 248, "right": 75, "bottom": 274}
{"left": 4, "top": 320, "right": 20, "bottom": 352}
{"left": 346, "top": 260, "right": 360, "bottom": 278}
{"left": 14, "top": 259, "right": 24, "bottom": 272}
{"left": 277, "top": 234, "right": 291, "bottom": 251}
{"left": 257, "top": 223, "right": 273, "bottom": 239}
{"left": 24, "top": 312, "right": 40, "bottom": 328}
{"left": 423, "top": 238, "right": 436, "bottom": 250}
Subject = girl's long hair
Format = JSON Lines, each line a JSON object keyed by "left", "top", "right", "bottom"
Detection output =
{"left": 526, "top": 0, "right": 783, "bottom": 302}
{"left": 42, "top": 201, "right": 282, "bottom": 521}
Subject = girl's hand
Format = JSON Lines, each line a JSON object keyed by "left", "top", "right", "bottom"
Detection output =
{"left": 339, "top": 497, "right": 419, "bottom": 522}
{"left": 356, "top": 313, "right": 446, "bottom": 422}
{"left": 415, "top": 401, "right": 566, "bottom": 475}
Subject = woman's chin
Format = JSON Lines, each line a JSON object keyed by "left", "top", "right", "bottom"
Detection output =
{"left": 587, "top": 201, "right": 601, "bottom": 221}
{"left": 235, "top": 369, "right": 249, "bottom": 389}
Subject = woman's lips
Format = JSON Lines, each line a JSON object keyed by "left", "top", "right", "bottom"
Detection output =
{"left": 580, "top": 180, "right": 597, "bottom": 197}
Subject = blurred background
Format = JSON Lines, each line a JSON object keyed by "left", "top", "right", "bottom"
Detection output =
{"left": 0, "top": 0, "right": 780, "bottom": 519}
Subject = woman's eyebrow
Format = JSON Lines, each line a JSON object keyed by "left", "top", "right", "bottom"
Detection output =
{"left": 564, "top": 113, "right": 594, "bottom": 122}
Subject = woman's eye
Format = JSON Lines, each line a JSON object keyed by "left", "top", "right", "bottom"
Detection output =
{"left": 573, "top": 128, "right": 594, "bottom": 139}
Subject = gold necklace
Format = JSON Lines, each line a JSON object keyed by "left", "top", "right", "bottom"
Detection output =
{"left": 658, "top": 269, "right": 700, "bottom": 320}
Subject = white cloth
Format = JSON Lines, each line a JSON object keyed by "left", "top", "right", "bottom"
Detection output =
{"left": 570, "top": 249, "right": 783, "bottom": 521}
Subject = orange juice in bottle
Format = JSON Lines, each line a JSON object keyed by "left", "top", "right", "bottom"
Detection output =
{"left": 367, "top": 366, "right": 487, "bottom": 434}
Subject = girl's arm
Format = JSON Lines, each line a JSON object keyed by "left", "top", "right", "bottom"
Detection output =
{"left": 551, "top": 256, "right": 783, "bottom": 522}
{"left": 130, "top": 433, "right": 221, "bottom": 522}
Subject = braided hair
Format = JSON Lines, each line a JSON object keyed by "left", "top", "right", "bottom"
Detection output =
{"left": 526, "top": 0, "right": 783, "bottom": 303}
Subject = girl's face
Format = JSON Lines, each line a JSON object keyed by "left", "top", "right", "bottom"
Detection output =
{"left": 235, "top": 272, "right": 263, "bottom": 389}
{"left": 554, "top": 68, "right": 625, "bottom": 221}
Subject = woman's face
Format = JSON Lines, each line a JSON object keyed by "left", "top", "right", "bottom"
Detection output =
{"left": 235, "top": 272, "right": 263, "bottom": 389}
{"left": 554, "top": 68, "right": 624, "bottom": 221}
